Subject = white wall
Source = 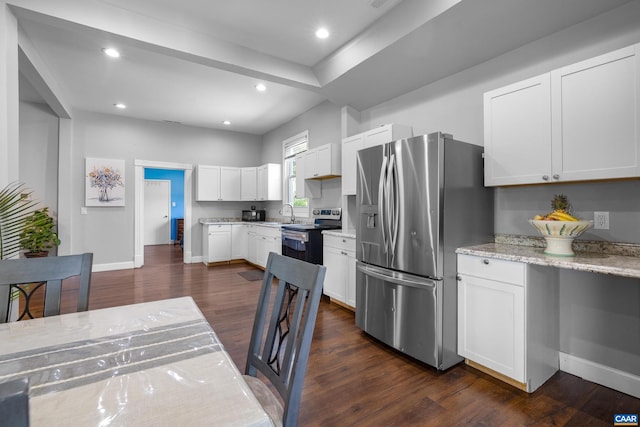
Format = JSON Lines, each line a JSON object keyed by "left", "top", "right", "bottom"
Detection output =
{"left": 19, "top": 101, "right": 59, "bottom": 214}
{"left": 261, "top": 100, "right": 342, "bottom": 214}
{"left": 346, "top": 2, "right": 640, "bottom": 381}
{"left": 61, "top": 110, "right": 262, "bottom": 264}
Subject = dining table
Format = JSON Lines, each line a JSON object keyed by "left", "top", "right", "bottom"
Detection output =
{"left": 0, "top": 296, "right": 274, "bottom": 426}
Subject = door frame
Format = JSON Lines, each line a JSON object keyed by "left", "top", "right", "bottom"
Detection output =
{"left": 144, "top": 179, "right": 172, "bottom": 245}
{"left": 134, "top": 160, "right": 192, "bottom": 267}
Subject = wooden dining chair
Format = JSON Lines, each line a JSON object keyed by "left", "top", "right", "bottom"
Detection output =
{"left": 0, "top": 253, "right": 93, "bottom": 323}
{"left": 244, "top": 252, "right": 326, "bottom": 427}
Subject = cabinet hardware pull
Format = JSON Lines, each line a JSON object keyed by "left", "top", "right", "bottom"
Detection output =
{"left": 542, "top": 175, "right": 549, "bottom": 181}
{"left": 553, "top": 174, "right": 560, "bottom": 180}
{"left": 483, "top": 259, "right": 489, "bottom": 265}
{"left": 456, "top": 274, "right": 462, "bottom": 281}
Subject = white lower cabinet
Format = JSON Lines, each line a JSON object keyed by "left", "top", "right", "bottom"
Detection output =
{"left": 243, "top": 225, "right": 281, "bottom": 269}
{"left": 322, "top": 234, "right": 356, "bottom": 309}
{"left": 457, "top": 254, "right": 559, "bottom": 392}
{"left": 203, "top": 224, "right": 279, "bottom": 268}
{"left": 231, "top": 224, "right": 247, "bottom": 260}
{"left": 202, "top": 224, "right": 232, "bottom": 264}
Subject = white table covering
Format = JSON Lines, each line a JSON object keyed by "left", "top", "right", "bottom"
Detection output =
{"left": 0, "top": 297, "right": 273, "bottom": 426}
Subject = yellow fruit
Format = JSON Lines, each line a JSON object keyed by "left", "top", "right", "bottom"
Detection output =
{"left": 533, "top": 214, "right": 544, "bottom": 220}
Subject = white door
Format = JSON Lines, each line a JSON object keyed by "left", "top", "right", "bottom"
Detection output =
{"left": 144, "top": 180, "right": 171, "bottom": 245}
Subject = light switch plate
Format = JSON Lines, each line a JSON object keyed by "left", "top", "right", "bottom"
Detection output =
{"left": 81, "top": 207, "right": 88, "bottom": 215}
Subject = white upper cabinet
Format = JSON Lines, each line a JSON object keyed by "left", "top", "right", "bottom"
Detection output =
{"left": 196, "top": 165, "right": 240, "bottom": 201}
{"left": 341, "top": 124, "right": 413, "bottom": 195}
{"left": 257, "top": 163, "right": 282, "bottom": 201}
{"left": 241, "top": 167, "right": 258, "bottom": 201}
{"left": 484, "top": 74, "right": 552, "bottom": 186}
{"left": 294, "top": 153, "right": 321, "bottom": 199}
{"left": 551, "top": 45, "right": 640, "bottom": 182}
{"left": 241, "top": 164, "right": 282, "bottom": 201}
{"left": 484, "top": 44, "right": 640, "bottom": 186}
{"left": 303, "top": 143, "right": 341, "bottom": 179}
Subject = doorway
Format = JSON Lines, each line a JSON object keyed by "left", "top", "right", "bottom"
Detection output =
{"left": 134, "top": 160, "right": 193, "bottom": 268}
{"left": 144, "top": 179, "right": 171, "bottom": 245}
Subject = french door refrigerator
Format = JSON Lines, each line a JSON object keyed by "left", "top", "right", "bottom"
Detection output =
{"left": 355, "top": 132, "right": 493, "bottom": 370}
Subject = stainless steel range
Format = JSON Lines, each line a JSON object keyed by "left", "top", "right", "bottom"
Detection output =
{"left": 281, "top": 208, "right": 341, "bottom": 265}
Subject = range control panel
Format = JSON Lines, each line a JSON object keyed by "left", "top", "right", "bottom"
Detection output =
{"left": 312, "top": 208, "right": 341, "bottom": 220}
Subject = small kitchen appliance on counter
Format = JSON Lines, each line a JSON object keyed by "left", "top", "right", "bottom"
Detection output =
{"left": 242, "top": 209, "right": 266, "bottom": 222}
{"left": 281, "top": 208, "right": 342, "bottom": 265}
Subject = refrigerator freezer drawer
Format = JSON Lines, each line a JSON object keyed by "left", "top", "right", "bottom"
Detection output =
{"left": 355, "top": 262, "right": 440, "bottom": 368}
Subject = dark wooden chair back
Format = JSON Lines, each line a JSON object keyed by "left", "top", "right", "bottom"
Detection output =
{"left": 0, "top": 253, "right": 93, "bottom": 323}
{"left": 245, "top": 252, "right": 326, "bottom": 427}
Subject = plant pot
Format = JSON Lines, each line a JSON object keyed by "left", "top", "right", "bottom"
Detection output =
{"left": 24, "top": 251, "right": 49, "bottom": 258}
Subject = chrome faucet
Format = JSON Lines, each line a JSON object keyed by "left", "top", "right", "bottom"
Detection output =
{"left": 282, "top": 203, "right": 295, "bottom": 224}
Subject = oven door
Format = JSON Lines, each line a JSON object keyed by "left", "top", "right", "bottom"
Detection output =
{"left": 281, "top": 229, "right": 309, "bottom": 262}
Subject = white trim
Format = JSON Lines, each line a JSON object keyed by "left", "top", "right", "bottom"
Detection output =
{"left": 134, "top": 160, "right": 193, "bottom": 267}
{"left": 559, "top": 352, "right": 640, "bottom": 399}
{"left": 92, "top": 261, "right": 135, "bottom": 272}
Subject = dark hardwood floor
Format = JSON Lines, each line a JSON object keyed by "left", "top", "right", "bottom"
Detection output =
{"left": 61, "top": 245, "right": 638, "bottom": 426}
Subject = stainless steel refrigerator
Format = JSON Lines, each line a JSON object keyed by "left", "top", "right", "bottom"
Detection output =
{"left": 355, "top": 132, "right": 493, "bottom": 370}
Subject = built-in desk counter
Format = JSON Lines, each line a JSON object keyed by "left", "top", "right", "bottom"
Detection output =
{"left": 456, "top": 242, "right": 640, "bottom": 279}
{"left": 455, "top": 238, "right": 640, "bottom": 399}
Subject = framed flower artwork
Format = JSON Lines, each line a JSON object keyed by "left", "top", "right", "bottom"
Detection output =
{"left": 85, "top": 158, "right": 125, "bottom": 206}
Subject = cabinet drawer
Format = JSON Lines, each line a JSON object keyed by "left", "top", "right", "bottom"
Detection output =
{"left": 457, "top": 254, "right": 525, "bottom": 286}
{"left": 323, "top": 234, "right": 355, "bottom": 252}
{"left": 207, "top": 224, "right": 232, "bottom": 232}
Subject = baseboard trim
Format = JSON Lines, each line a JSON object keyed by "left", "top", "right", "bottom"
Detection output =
{"left": 93, "top": 261, "right": 135, "bottom": 272}
{"left": 559, "top": 352, "right": 640, "bottom": 398}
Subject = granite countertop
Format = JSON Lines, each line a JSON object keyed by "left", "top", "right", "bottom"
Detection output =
{"left": 323, "top": 229, "right": 356, "bottom": 239}
{"left": 198, "top": 218, "right": 282, "bottom": 228}
{"left": 456, "top": 242, "right": 640, "bottom": 279}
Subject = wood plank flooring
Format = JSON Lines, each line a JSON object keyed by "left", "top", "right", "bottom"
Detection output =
{"left": 60, "top": 245, "right": 639, "bottom": 426}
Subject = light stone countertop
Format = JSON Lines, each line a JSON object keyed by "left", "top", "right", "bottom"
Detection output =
{"left": 322, "top": 229, "right": 356, "bottom": 239}
{"left": 198, "top": 218, "right": 283, "bottom": 228}
{"left": 456, "top": 243, "right": 640, "bottom": 279}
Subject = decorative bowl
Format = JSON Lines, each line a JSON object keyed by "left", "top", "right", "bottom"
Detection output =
{"left": 528, "top": 219, "right": 593, "bottom": 256}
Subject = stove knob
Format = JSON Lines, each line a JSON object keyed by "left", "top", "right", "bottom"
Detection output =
{"left": 312, "top": 209, "right": 320, "bottom": 215}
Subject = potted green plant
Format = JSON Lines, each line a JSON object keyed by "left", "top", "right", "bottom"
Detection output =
{"left": 19, "top": 207, "right": 61, "bottom": 257}
{"left": 0, "top": 182, "right": 38, "bottom": 260}
{"left": 1, "top": 182, "right": 40, "bottom": 321}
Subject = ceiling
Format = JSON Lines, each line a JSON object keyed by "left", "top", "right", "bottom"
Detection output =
{"left": 13, "top": 0, "right": 635, "bottom": 135}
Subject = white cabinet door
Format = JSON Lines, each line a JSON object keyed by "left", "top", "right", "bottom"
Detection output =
{"left": 457, "top": 273, "right": 525, "bottom": 382}
{"left": 241, "top": 167, "right": 258, "bottom": 201}
{"left": 220, "top": 167, "right": 241, "bottom": 201}
{"left": 363, "top": 125, "right": 392, "bottom": 149}
{"left": 484, "top": 74, "right": 553, "bottom": 186}
{"left": 551, "top": 45, "right": 640, "bottom": 181}
{"left": 231, "top": 224, "right": 247, "bottom": 260}
{"left": 196, "top": 165, "right": 221, "bottom": 201}
{"left": 303, "top": 144, "right": 340, "bottom": 179}
{"left": 341, "top": 134, "right": 364, "bottom": 195}
{"left": 345, "top": 251, "right": 357, "bottom": 308}
{"left": 322, "top": 245, "right": 347, "bottom": 301}
{"left": 322, "top": 234, "right": 356, "bottom": 307}
{"left": 256, "top": 234, "right": 269, "bottom": 268}
{"left": 257, "top": 164, "right": 282, "bottom": 201}
{"left": 205, "top": 224, "right": 232, "bottom": 263}
{"left": 247, "top": 229, "right": 257, "bottom": 264}
{"left": 295, "top": 154, "right": 320, "bottom": 199}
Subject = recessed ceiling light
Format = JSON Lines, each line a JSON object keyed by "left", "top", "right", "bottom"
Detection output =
{"left": 315, "top": 28, "right": 329, "bottom": 39}
{"left": 255, "top": 83, "right": 267, "bottom": 92}
{"left": 103, "top": 48, "right": 120, "bottom": 58}
{"left": 114, "top": 103, "right": 127, "bottom": 109}
{"left": 223, "top": 120, "right": 231, "bottom": 125}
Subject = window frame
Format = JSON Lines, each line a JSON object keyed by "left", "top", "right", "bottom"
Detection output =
{"left": 282, "top": 130, "right": 310, "bottom": 218}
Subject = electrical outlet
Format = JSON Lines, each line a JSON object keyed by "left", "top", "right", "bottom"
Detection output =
{"left": 594, "top": 211, "right": 609, "bottom": 230}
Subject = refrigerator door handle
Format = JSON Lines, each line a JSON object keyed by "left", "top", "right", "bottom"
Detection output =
{"left": 357, "top": 263, "right": 437, "bottom": 289}
{"left": 388, "top": 153, "right": 399, "bottom": 259}
{"left": 378, "top": 154, "right": 388, "bottom": 253}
